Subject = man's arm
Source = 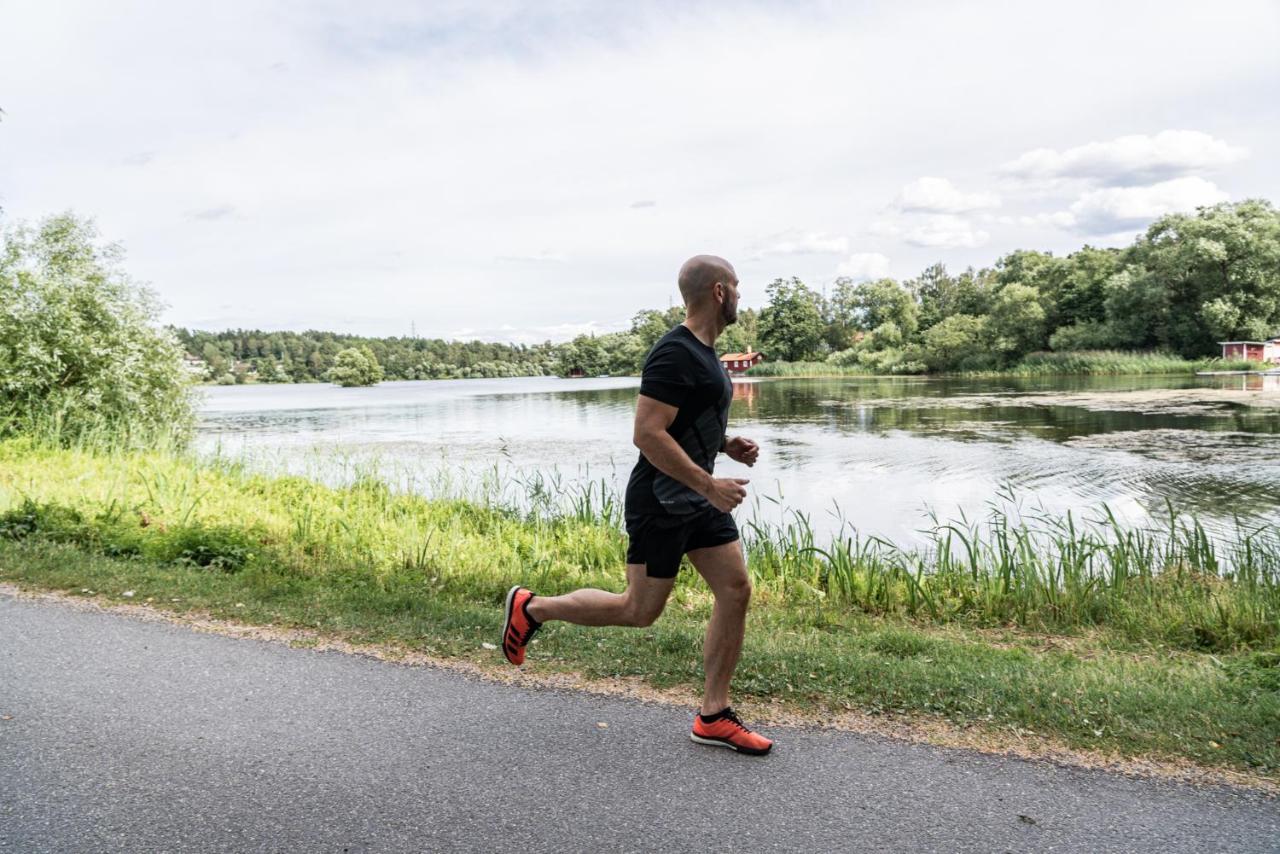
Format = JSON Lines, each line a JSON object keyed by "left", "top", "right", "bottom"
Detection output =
{"left": 634, "top": 395, "right": 748, "bottom": 512}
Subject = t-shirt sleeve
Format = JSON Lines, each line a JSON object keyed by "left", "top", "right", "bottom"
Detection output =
{"left": 638, "top": 341, "right": 693, "bottom": 408}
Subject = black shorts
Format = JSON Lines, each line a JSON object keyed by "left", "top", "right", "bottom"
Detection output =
{"left": 624, "top": 507, "right": 740, "bottom": 578}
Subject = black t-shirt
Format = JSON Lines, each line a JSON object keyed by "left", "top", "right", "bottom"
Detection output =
{"left": 625, "top": 324, "right": 733, "bottom": 516}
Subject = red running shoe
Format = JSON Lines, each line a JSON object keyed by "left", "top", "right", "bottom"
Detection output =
{"left": 690, "top": 707, "right": 773, "bottom": 755}
{"left": 501, "top": 585, "right": 541, "bottom": 666}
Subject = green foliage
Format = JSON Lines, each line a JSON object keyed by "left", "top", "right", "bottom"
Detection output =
{"left": 774, "top": 200, "right": 1280, "bottom": 373}
{"left": 908, "top": 263, "right": 993, "bottom": 330}
{"left": 831, "top": 277, "right": 919, "bottom": 342}
{"left": 986, "top": 283, "right": 1047, "bottom": 356}
{"left": 326, "top": 346, "right": 384, "bottom": 387}
{"left": 0, "top": 213, "right": 196, "bottom": 446}
{"left": 759, "top": 277, "right": 825, "bottom": 361}
{"left": 1125, "top": 199, "right": 1280, "bottom": 356}
{"left": 921, "top": 314, "right": 991, "bottom": 372}
{"left": 1049, "top": 321, "right": 1121, "bottom": 352}
{"left": 174, "top": 328, "right": 558, "bottom": 383}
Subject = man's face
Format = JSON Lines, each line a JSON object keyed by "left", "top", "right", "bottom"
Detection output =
{"left": 720, "top": 277, "right": 740, "bottom": 325}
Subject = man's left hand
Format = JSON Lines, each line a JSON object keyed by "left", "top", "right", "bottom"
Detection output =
{"left": 725, "top": 436, "right": 759, "bottom": 467}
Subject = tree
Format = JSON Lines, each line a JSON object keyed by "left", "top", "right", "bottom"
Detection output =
{"left": 986, "top": 283, "right": 1047, "bottom": 359}
{"left": 1121, "top": 200, "right": 1280, "bottom": 356}
{"left": 920, "top": 314, "right": 990, "bottom": 372}
{"left": 326, "top": 346, "right": 384, "bottom": 387}
{"left": 824, "top": 278, "right": 862, "bottom": 351}
{"left": 0, "top": 212, "right": 195, "bottom": 444}
{"left": 908, "top": 263, "right": 993, "bottom": 330}
{"left": 850, "top": 278, "right": 919, "bottom": 335}
{"left": 630, "top": 306, "right": 685, "bottom": 353}
{"left": 1055, "top": 246, "right": 1118, "bottom": 328}
{"left": 759, "top": 277, "right": 825, "bottom": 361}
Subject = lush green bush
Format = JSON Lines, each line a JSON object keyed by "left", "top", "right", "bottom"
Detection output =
{"left": 0, "top": 213, "right": 195, "bottom": 445}
{"left": 327, "top": 346, "right": 384, "bottom": 387}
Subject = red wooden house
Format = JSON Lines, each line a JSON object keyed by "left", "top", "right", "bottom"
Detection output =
{"left": 1219, "top": 338, "right": 1280, "bottom": 364}
{"left": 720, "top": 351, "right": 765, "bottom": 375}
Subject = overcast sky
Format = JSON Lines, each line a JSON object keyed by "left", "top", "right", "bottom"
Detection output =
{"left": 2, "top": 0, "right": 1278, "bottom": 342}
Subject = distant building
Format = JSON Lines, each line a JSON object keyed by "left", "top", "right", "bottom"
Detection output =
{"left": 181, "top": 354, "right": 209, "bottom": 378}
{"left": 566, "top": 367, "right": 586, "bottom": 378}
{"left": 1219, "top": 338, "right": 1280, "bottom": 364}
{"left": 720, "top": 351, "right": 764, "bottom": 375}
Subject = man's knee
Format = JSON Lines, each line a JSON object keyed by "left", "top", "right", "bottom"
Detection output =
{"left": 624, "top": 596, "right": 666, "bottom": 627}
{"left": 718, "top": 574, "right": 752, "bottom": 609}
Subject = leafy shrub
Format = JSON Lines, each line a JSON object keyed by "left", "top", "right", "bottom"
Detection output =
{"left": 0, "top": 499, "right": 86, "bottom": 542}
{"left": 161, "top": 525, "right": 259, "bottom": 572}
{"left": 326, "top": 346, "right": 384, "bottom": 387}
{"left": 0, "top": 213, "right": 196, "bottom": 446}
{"left": 1049, "top": 321, "right": 1121, "bottom": 351}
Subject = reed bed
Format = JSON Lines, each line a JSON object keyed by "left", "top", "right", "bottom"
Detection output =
{"left": 2, "top": 438, "right": 1276, "bottom": 652}
{"left": 968, "top": 351, "right": 1260, "bottom": 377}
{"left": 747, "top": 351, "right": 1260, "bottom": 378}
{"left": 746, "top": 361, "right": 879, "bottom": 377}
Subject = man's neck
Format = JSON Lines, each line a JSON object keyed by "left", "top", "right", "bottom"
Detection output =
{"left": 681, "top": 313, "right": 721, "bottom": 348}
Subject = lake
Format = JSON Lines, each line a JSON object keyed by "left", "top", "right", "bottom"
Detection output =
{"left": 196, "top": 374, "right": 1280, "bottom": 545}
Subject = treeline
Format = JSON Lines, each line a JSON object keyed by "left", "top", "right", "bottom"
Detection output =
{"left": 756, "top": 199, "right": 1280, "bottom": 373}
{"left": 180, "top": 199, "right": 1279, "bottom": 383}
{"left": 173, "top": 328, "right": 559, "bottom": 383}
{"left": 176, "top": 306, "right": 764, "bottom": 384}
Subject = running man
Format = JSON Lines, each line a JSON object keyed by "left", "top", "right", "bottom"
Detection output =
{"left": 501, "top": 254, "right": 772, "bottom": 755}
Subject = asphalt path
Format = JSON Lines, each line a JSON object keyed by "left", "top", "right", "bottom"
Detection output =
{"left": 1, "top": 593, "right": 1276, "bottom": 853}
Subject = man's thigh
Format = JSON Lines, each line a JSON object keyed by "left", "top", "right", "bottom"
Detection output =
{"left": 623, "top": 561, "right": 677, "bottom": 611}
{"left": 686, "top": 540, "right": 748, "bottom": 596}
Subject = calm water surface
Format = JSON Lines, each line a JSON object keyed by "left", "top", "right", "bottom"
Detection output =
{"left": 196, "top": 375, "right": 1280, "bottom": 544}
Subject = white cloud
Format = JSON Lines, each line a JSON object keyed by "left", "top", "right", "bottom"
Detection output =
{"left": 1058, "top": 176, "right": 1230, "bottom": 235}
{"left": 896, "top": 177, "right": 999, "bottom": 213}
{"left": 748, "top": 231, "right": 849, "bottom": 259}
{"left": 495, "top": 250, "right": 566, "bottom": 263}
{"left": 1001, "top": 130, "right": 1247, "bottom": 186}
{"left": 902, "top": 215, "right": 990, "bottom": 249}
{"left": 836, "top": 252, "right": 891, "bottom": 280}
{"left": 1014, "top": 211, "right": 1077, "bottom": 229}
{"left": 0, "top": 2, "right": 1275, "bottom": 337}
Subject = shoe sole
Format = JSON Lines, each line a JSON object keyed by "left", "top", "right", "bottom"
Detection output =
{"left": 690, "top": 732, "right": 772, "bottom": 756}
{"left": 502, "top": 584, "right": 522, "bottom": 665}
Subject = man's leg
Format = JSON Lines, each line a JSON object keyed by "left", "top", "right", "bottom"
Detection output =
{"left": 686, "top": 540, "right": 751, "bottom": 715}
{"left": 526, "top": 563, "right": 675, "bottom": 627}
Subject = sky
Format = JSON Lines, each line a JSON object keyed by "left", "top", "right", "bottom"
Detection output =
{"left": 2, "top": 0, "right": 1278, "bottom": 342}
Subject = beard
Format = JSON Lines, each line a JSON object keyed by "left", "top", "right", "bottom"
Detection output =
{"left": 721, "top": 296, "right": 739, "bottom": 326}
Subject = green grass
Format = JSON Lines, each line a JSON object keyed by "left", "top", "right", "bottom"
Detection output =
{"left": 747, "top": 351, "right": 1262, "bottom": 378}
{"left": 967, "top": 351, "right": 1261, "bottom": 377}
{"left": 1, "top": 438, "right": 1277, "bottom": 777}
{"left": 746, "top": 361, "right": 881, "bottom": 377}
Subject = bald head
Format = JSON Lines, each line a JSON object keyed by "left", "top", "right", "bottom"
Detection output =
{"left": 678, "top": 255, "right": 736, "bottom": 307}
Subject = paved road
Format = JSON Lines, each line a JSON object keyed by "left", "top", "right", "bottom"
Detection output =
{"left": 1, "top": 594, "right": 1276, "bottom": 853}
